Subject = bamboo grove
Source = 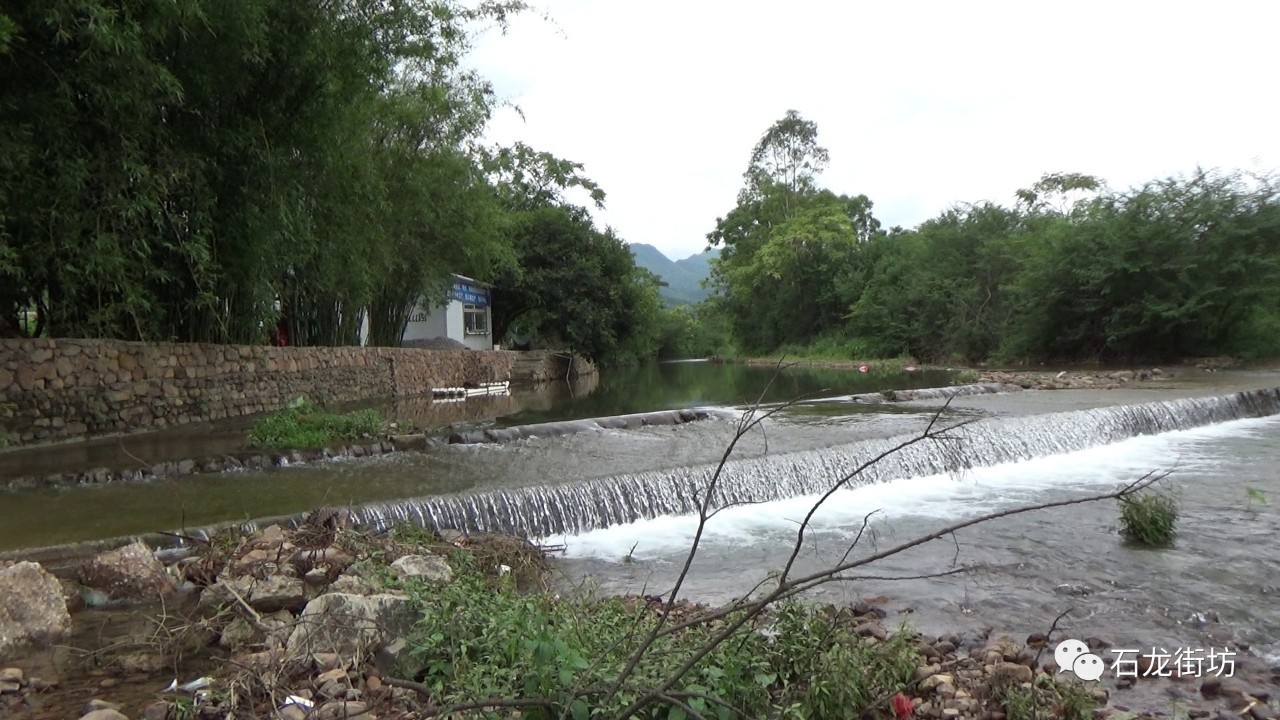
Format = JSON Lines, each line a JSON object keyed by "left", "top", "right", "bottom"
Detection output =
{"left": 0, "top": 1, "right": 666, "bottom": 364}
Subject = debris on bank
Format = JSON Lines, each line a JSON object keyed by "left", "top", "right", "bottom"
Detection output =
{"left": 2, "top": 518, "right": 1277, "bottom": 720}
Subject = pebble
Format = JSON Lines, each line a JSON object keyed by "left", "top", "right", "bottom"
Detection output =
{"left": 98, "top": 678, "right": 120, "bottom": 689}
{"left": 916, "top": 665, "right": 939, "bottom": 681}
{"left": 84, "top": 699, "right": 121, "bottom": 713}
{"left": 79, "top": 709, "right": 129, "bottom": 720}
{"left": 0, "top": 668, "right": 22, "bottom": 684}
{"left": 993, "top": 663, "right": 1032, "bottom": 685}
{"left": 315, "top": 668, "right": 347, "bottom": 684}
{"left": 856, "top": 622, "right": 888, "bottom": 641}
{"left": 316, "top": 700, "right": 368, "bottom": 720}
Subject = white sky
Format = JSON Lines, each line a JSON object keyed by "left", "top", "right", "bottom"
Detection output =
{"left": 466, "top": 1, "right": 1280, "bottom": 261}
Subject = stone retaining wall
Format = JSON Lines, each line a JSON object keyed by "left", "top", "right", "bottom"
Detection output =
{"left": 509, "top": 350, "right": 599, "bottom": 384}
{"left": 0, "top": 339, "right": 512, "bottom": 446}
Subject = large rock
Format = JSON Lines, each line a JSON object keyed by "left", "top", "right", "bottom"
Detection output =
{"left": 390, "top": 554, "right": 453, "bottom": 585}
{"left": 285, "top": 593, "right": 415, "bottom": 661}
{"left": 78, "top": 541, "right": 176, "bottom": 601}
{"left": 219, "top": 610, "right": 295, "bottom": 651}
{"left": 201, "top": 575, "right": 307, "bottom": 614}
{"left": 327, "top": 573, "right": 380, "bottom": 596}
{"left": 0, "top": 562, "right": 72, "bottom": 656}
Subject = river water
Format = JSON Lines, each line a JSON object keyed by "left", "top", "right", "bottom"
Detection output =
{"left": 3, "top": 362, "right": 1279, "bottom": 674}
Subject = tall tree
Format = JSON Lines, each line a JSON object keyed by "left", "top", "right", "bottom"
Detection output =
{"left": 0, "top": 0, "right": 526, "bottom": 345}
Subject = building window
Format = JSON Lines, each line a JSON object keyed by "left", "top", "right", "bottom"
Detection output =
{"left": 464, "top": 304, "right": 489, "bottom": 335}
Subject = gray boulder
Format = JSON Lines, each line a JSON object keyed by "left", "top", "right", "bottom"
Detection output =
{"left": 201, "top": 575, "right": 307, "bottom": 614}
{"left": 0, "top": 561, "right": 73, "bottom": 657}
{"left": 285, "top": 593, "right": 415, "bottom": 661}
{"left": 390, "top": 554, "right": 453, "bottom": 585}
{"left": 78, "top": 541, "right": 176, "bottom": 601}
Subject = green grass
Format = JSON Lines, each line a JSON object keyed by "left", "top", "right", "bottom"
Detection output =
{"left": 720, "top": 337, "right": 922, "bottom": 375}
{"left": 388, "top": 551, "right": 924, "bottom": 719}
{"left": 247, "top": 397, "right": 384, "bottom": 449}
{"left": 1118, "top": 489, "right": 1179, "bottom": 546}
{"left": 993, "top": 673, "right": 1096, "bottom": 720}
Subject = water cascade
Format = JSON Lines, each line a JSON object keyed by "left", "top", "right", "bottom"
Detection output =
{"left": 353, "top": 388, "right": 1280, "bottom": 538}
{"left": 448, "top": 408, "right": 720, "bottom": 444}
{"left": 838, "top": 382, "right": 1024, "bottom": 405}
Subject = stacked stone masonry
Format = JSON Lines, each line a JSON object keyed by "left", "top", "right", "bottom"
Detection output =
{"left": 0, "top": 339, "right": 512, "bottom": 446}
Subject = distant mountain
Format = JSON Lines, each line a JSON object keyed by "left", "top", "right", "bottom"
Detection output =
{"left": 630, "top": 243, "right": 719, "bottom": 306}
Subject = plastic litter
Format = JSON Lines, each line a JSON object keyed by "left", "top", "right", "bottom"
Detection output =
{"left": 181, "top": 677, "right": 213, "bottom": 692}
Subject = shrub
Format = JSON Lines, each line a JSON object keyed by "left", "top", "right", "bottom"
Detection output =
{"left": 247, "top": 397, "right": 384, "bottom": 448}
{"left": 1118, "top": 489, "right": 1179, "bottom": 546}
{"left": 394, "top": 557, "right": 924, "bottom": 719}
{"left": 993, "top": 673, "right": 1096, "bottom": 720}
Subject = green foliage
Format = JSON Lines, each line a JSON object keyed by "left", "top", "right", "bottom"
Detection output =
{"left": 1246, "top": 487, "right": 1268, "bottom": 507}
{"left": 490, "top": 206, "right": 664, "bottom": 366}
{"left": 0, "top": 0, "right": 526, "bottom": 346}
{"left": 993, "top": 675, "right": 1096, "bottom": 720}
{"left": 247, "top": 397, "right": 383, "bottom": 449}
{"left": 1223, "top": 307, "right": 1280, "bottom": 360}
{"left": 398, "top": 559, "right": 923, "bottom": 719}
{"left": 706, "top": 111, "right": 1280, "bottom": 364}
{"left": 657, "top": 304, "right": 733, "bottom": 360}
{"left": 1118, "top": 489, "right": 1179, "bottom": 546}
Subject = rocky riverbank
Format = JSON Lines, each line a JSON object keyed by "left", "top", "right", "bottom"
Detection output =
{"left": 4, "top": 407, "right": 721, "bottom": 491}
{"left": 2, "top": 522, "right": 1277, "bottom": 720}
{"left": 976, "top": 368, "right": 1170, "bottom": 390}
{"left": 1, "top": 434, "right": 428, "bottom": 491}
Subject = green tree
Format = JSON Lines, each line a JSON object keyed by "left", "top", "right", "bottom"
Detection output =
{"left": 0, "top": 0, "right": 525, "bottom": 345}
{"left": 707, "top": 111, "right": 883, "bottom": 353}
{"left": 1005, "top": 170, "right": 1280, "bottom": 361}
{"left": 489, "top": 207, "right": 661, "bottom": 365}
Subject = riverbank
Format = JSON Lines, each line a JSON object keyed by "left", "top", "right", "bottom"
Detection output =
{"left": 717, "top": 353, "right": 1185, "bottom": 390}
{"left": 4, "top": 523, "right": 1275, "bottom": 720}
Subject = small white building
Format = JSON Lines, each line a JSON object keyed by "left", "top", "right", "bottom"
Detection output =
{"left": 360, "top": 274, "right": 494, "bottom": 350}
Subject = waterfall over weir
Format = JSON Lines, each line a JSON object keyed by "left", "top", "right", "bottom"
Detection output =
{"left": 350, "top": 387, "right": 1280, "bottom": 539}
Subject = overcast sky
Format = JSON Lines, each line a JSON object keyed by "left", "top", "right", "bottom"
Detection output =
{"left": 466, "top": 1, "right": 1280, "bottom": 261}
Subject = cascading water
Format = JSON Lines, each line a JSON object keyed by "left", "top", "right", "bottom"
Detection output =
{"left": 349, "top": 387, "right": 1280, "bottom": 538}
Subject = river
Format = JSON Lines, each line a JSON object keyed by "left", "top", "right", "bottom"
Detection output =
{"left": 2, "top": 361, "right": 1279, "bottom": 674}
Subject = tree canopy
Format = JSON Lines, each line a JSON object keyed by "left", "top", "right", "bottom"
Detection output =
{"left": 0, "top": 1, "right": 663, "bottom": 365}
{"left": 703, "top": 111, "right": 1280, "bottom": 364}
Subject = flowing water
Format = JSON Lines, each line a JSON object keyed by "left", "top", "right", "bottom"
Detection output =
{"left": 3, "top": 362, "right": 1279, "bottom": 675}
{"left": 0, "top": 361, "right": 952, "bottom": 551}
{"left": 553, "top": 412, "right": 1280, "bottom": 665}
